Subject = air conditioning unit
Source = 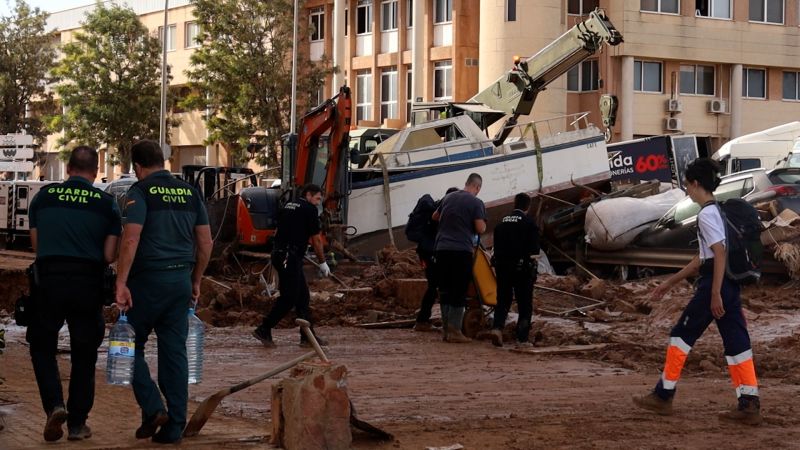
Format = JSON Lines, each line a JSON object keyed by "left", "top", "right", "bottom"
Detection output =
{"left": 665, "top": 117, "right": 682, "bottom": 131}
{"left": 708, "top": 99, "right": 726, "bottom": 114}
{"left": 666, "top": 99, "right": 683, "bottom": 113}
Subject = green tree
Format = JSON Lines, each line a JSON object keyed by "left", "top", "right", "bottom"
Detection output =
{"left": 184, "top": 0, "right": 334, "bottom": 166}
{"left": 49, "top": 3, "right": 165, "bottom": 170}
{"left": 0, "top": 0, "right": 57, "bottom": 141}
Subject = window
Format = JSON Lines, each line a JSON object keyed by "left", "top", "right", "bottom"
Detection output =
{"left": 633, "top": 60, "right": 662, "bottom": 93}
{"left": 185, "top": 22, "right": 199, "bottom": 48}
{"left": 742, "top": 68, "right": 766, "bottom": 99}
{"left": 434, "top": 60, "right": 453, "bottom": 101}
{"left": 357, "top": 0, "right": 372, "bottom": 34}
{"left": 695, "top": 0, "right": 731, "bottom": 18}
{"left": 345, "top": 8, "right": 348, "bottom": 36}
{"left": 749, "top": 0, "right": 783, "bottom": 23}
{"left": 506, "top": 0, "right": 517, "bottom": 21}
{"left": 382, "top": 0, "right": 397, "bottom": 31}
{"left": 158, "top": 24, "right": 177, "bottom": 51}
{"left": 679, "top": 65, "right": 715, "bottom": 95}
{"left": 356, "top": 70, "right": 372, "bottom": 121}
{"left": 407, "top": 0, "right": 413, "bottom": 27}
{"left": 783, "top": 71, "right": 800, "bottom": 101}
{"left": 406, "top": 67, "right": 413, "bottom": 121}
{"left": 312, "top": 85, "right": 325, "bottom": 107}
{"left": 567, "top": 60, "right": 599, "bottom": 92}
{"left": 569, "top": 0, "right": 599, "bottom": 15}
{"left": 381, "top": 67, "right": 398, "bottom": 120}
{"left": 434, "top": 0, "right": 452, "bottom": 23}
{"left": 640, "top": 0, "right": 679, "bottom": 14}
{"left": 310, "top": 7, "right": 325, "bottom": 41}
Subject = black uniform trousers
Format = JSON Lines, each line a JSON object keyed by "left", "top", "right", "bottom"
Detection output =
{"left": 26, "top": 261, "right": 105, "bottom": 428}
{"left": 493, "top": 261, "right": 535, "bottom": 343}
{"left": 261, "top": 251, "right": 313, "bottom": 340}
{"left": 435, "top": 250, "right": 473, "bottom": 308}
{"left": 416, "top": 250, "right": 438, "bottom": 323}
{"left": 128, "top": 267, "right": 192, "bottom": 441}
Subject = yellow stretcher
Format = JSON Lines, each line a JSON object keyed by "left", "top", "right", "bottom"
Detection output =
{"left": 463, "top": 246, "right": 497, "bottom": 337}
{"left": 471, "top": 246, "right": 497, "bottom": 307}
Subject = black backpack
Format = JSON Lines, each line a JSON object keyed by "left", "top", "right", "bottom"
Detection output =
{"left": 701, "top": 199, "right": 763, "bottom": 284}
{"left": 405, "top": 194, "right": 437, "bottom": 244}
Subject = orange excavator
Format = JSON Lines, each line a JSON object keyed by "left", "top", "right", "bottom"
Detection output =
{"left": 236, "top": 86, "right": 353, "bottom": 249}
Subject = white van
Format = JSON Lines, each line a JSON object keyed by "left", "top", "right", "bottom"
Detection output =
{"left": 0, "top": 181, "right": 49, "bottom": 240}
{"left": 712, "top": 121, "right": 800, "bottom": 175}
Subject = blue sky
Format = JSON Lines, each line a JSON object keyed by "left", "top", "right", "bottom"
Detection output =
{"left": 1, "top": 0, "right": 94, "bottom": 18}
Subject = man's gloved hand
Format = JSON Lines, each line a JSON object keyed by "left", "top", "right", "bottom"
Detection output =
{"left": 318, "top": 262, "right": 331, "bottom": 277}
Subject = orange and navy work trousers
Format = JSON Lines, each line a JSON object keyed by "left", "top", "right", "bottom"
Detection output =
{"left": 654, "top": 274, "right": 758, "bottom": 401}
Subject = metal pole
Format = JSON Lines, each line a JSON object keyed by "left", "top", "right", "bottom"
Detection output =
{"left": 159, "top": 0, "right": 169, "bottom": 149}
{"left": 290, "top": 0, "right": 299, "bottom": 134}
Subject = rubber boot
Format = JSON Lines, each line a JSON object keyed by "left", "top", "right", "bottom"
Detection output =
{"left": 446, "top": 307, "right": 471, "bottom": 343}
{"left": 440, "top": 305, "right": 451, "bottom": 341}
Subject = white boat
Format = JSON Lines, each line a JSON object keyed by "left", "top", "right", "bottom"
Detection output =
{"left": 344, "top": 109, "right": 611, "bottom": 247}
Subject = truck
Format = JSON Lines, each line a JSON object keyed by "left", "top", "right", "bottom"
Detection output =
{"left": 0, "top": 181, "right": 50, "bottom": 244}
{"left": 712, "top": 122, "right": 800, "bottom": 175}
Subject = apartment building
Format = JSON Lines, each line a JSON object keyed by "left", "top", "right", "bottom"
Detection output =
{"left": 43, "top": 0, "right": 800, "bottom": 179}
{"left": 483, "top": 0, "right": 800, "bottom": 155}
{"left": 307, "top": 0, "right": 478, "bottom": 128}
{"left": 46, "top": 0, "right": 216, "bottom": 180}
{"left": 43, "top": 0, "right": 477, "bottom": 179}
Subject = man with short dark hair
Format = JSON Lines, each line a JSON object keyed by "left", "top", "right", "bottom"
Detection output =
{"left": 432, "top": 173, "right": 487, "bottom": 343}
{"left": 115, "top": 139, "right": 212, "bottom": 444}
{"left": 488, "top": 193, "right": 540, "bottom": 348}
{"left": 253, "top": 183, "right": 331, "bottom": 347}
{"left": 27, "top": 145, "right": 121, "bottom": 442}
{"left": 413, "top": 187, "right": 458, "bottom": 332}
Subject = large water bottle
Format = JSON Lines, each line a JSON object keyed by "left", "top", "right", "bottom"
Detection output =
{"left": 106, "top": 312, "right": 136, "bottom": 385}
{"left": 187, "top": 308, "right": 205, "bottom": 384}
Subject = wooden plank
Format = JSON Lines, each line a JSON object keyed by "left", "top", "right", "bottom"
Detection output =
{"left": 358, "top": 319, "right": 417, "bottom": 329}
{"left": 509, "top": 343, "right": 608, "bottom": 355}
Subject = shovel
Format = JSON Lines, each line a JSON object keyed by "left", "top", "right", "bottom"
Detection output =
{"left": 183, "top": 320, "right": 321, "bottom": 437}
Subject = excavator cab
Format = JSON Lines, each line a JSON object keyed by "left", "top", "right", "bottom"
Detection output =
{"left": 237, "top": 186, "right": 282, "bottom": 248}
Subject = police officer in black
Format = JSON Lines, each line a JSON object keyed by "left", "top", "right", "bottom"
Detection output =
{"left": 115, "top": 139, "right": 212, "bottom": 444}
{"left": 489, "top": 193, "right": 540, "bottom": 348}
{"left": 27, "top": 146, "right": 122, "bottom": 442}
{"left": 253, "top": 183, "right": 331, "bottom": 347}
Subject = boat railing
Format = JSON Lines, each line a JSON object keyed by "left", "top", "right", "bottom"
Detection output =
{"left": 503, "top": 112, "right": 594, "bottom": 144}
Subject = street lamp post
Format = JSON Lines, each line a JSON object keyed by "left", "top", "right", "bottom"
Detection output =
{"left": 290, "top": 0, "right": 299, "bottom": 134}
{"left": 158, "top": 0, "right": 169, "bottom": 151}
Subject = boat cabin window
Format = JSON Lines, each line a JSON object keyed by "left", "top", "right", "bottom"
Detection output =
{"left": 401, "top": 123, "right": 465, "bottom": 152}
{"left": 434, "top": 123, "right": 464, "bottom": 142}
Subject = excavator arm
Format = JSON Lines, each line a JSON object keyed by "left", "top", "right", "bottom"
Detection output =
{"left": 286, "top": 85, "right": 352, "bottom": 224}
{"left": 468, "top": 9, "right": 622, "bottom": 145}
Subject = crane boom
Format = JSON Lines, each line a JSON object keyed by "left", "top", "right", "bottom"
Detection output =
{"left": 469, "top": 9, "right": 622, "bottom": 120}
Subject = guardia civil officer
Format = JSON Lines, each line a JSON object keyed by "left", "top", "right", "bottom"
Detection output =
{"left": 488, "top": 193, "right": 539, "bottom": 348}
{"left": 27, "top": 146, "right": 121, "bottom": 442}
{"left": 115, "top": 139, "right": 212, "bottom": 444}
{"left": 252, "top": 183, "right": 331, "bottom": 348}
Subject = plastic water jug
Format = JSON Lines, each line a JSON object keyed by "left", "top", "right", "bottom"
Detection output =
{"left": 106, "top": 312, "right": 136, "bottom": 385}
{"left": 187, "top": 308, "right": 205, "bottom": 384}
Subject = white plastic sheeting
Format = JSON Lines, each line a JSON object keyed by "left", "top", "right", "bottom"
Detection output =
{"left": 584, "top": 189, "right": 686, "bottom": 250}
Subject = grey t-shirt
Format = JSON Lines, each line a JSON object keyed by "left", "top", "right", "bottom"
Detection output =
{"left": 434, "top": 190, "right": 487, "bottom": 252}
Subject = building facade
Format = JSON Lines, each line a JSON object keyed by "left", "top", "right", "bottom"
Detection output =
{"left": 42, "top": 0, "right": 800, "bottom": 179}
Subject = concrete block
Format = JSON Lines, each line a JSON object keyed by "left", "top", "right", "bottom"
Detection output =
{"left": 271, "top": 362, "right": 351, "bottom": 450}
{"left": 394, "top": 278, "right": 428, "bottom": 309}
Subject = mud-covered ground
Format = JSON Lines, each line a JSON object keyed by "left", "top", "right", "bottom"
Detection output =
{"left": 1, "top": 248, "right": 799, "bottom": 448}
